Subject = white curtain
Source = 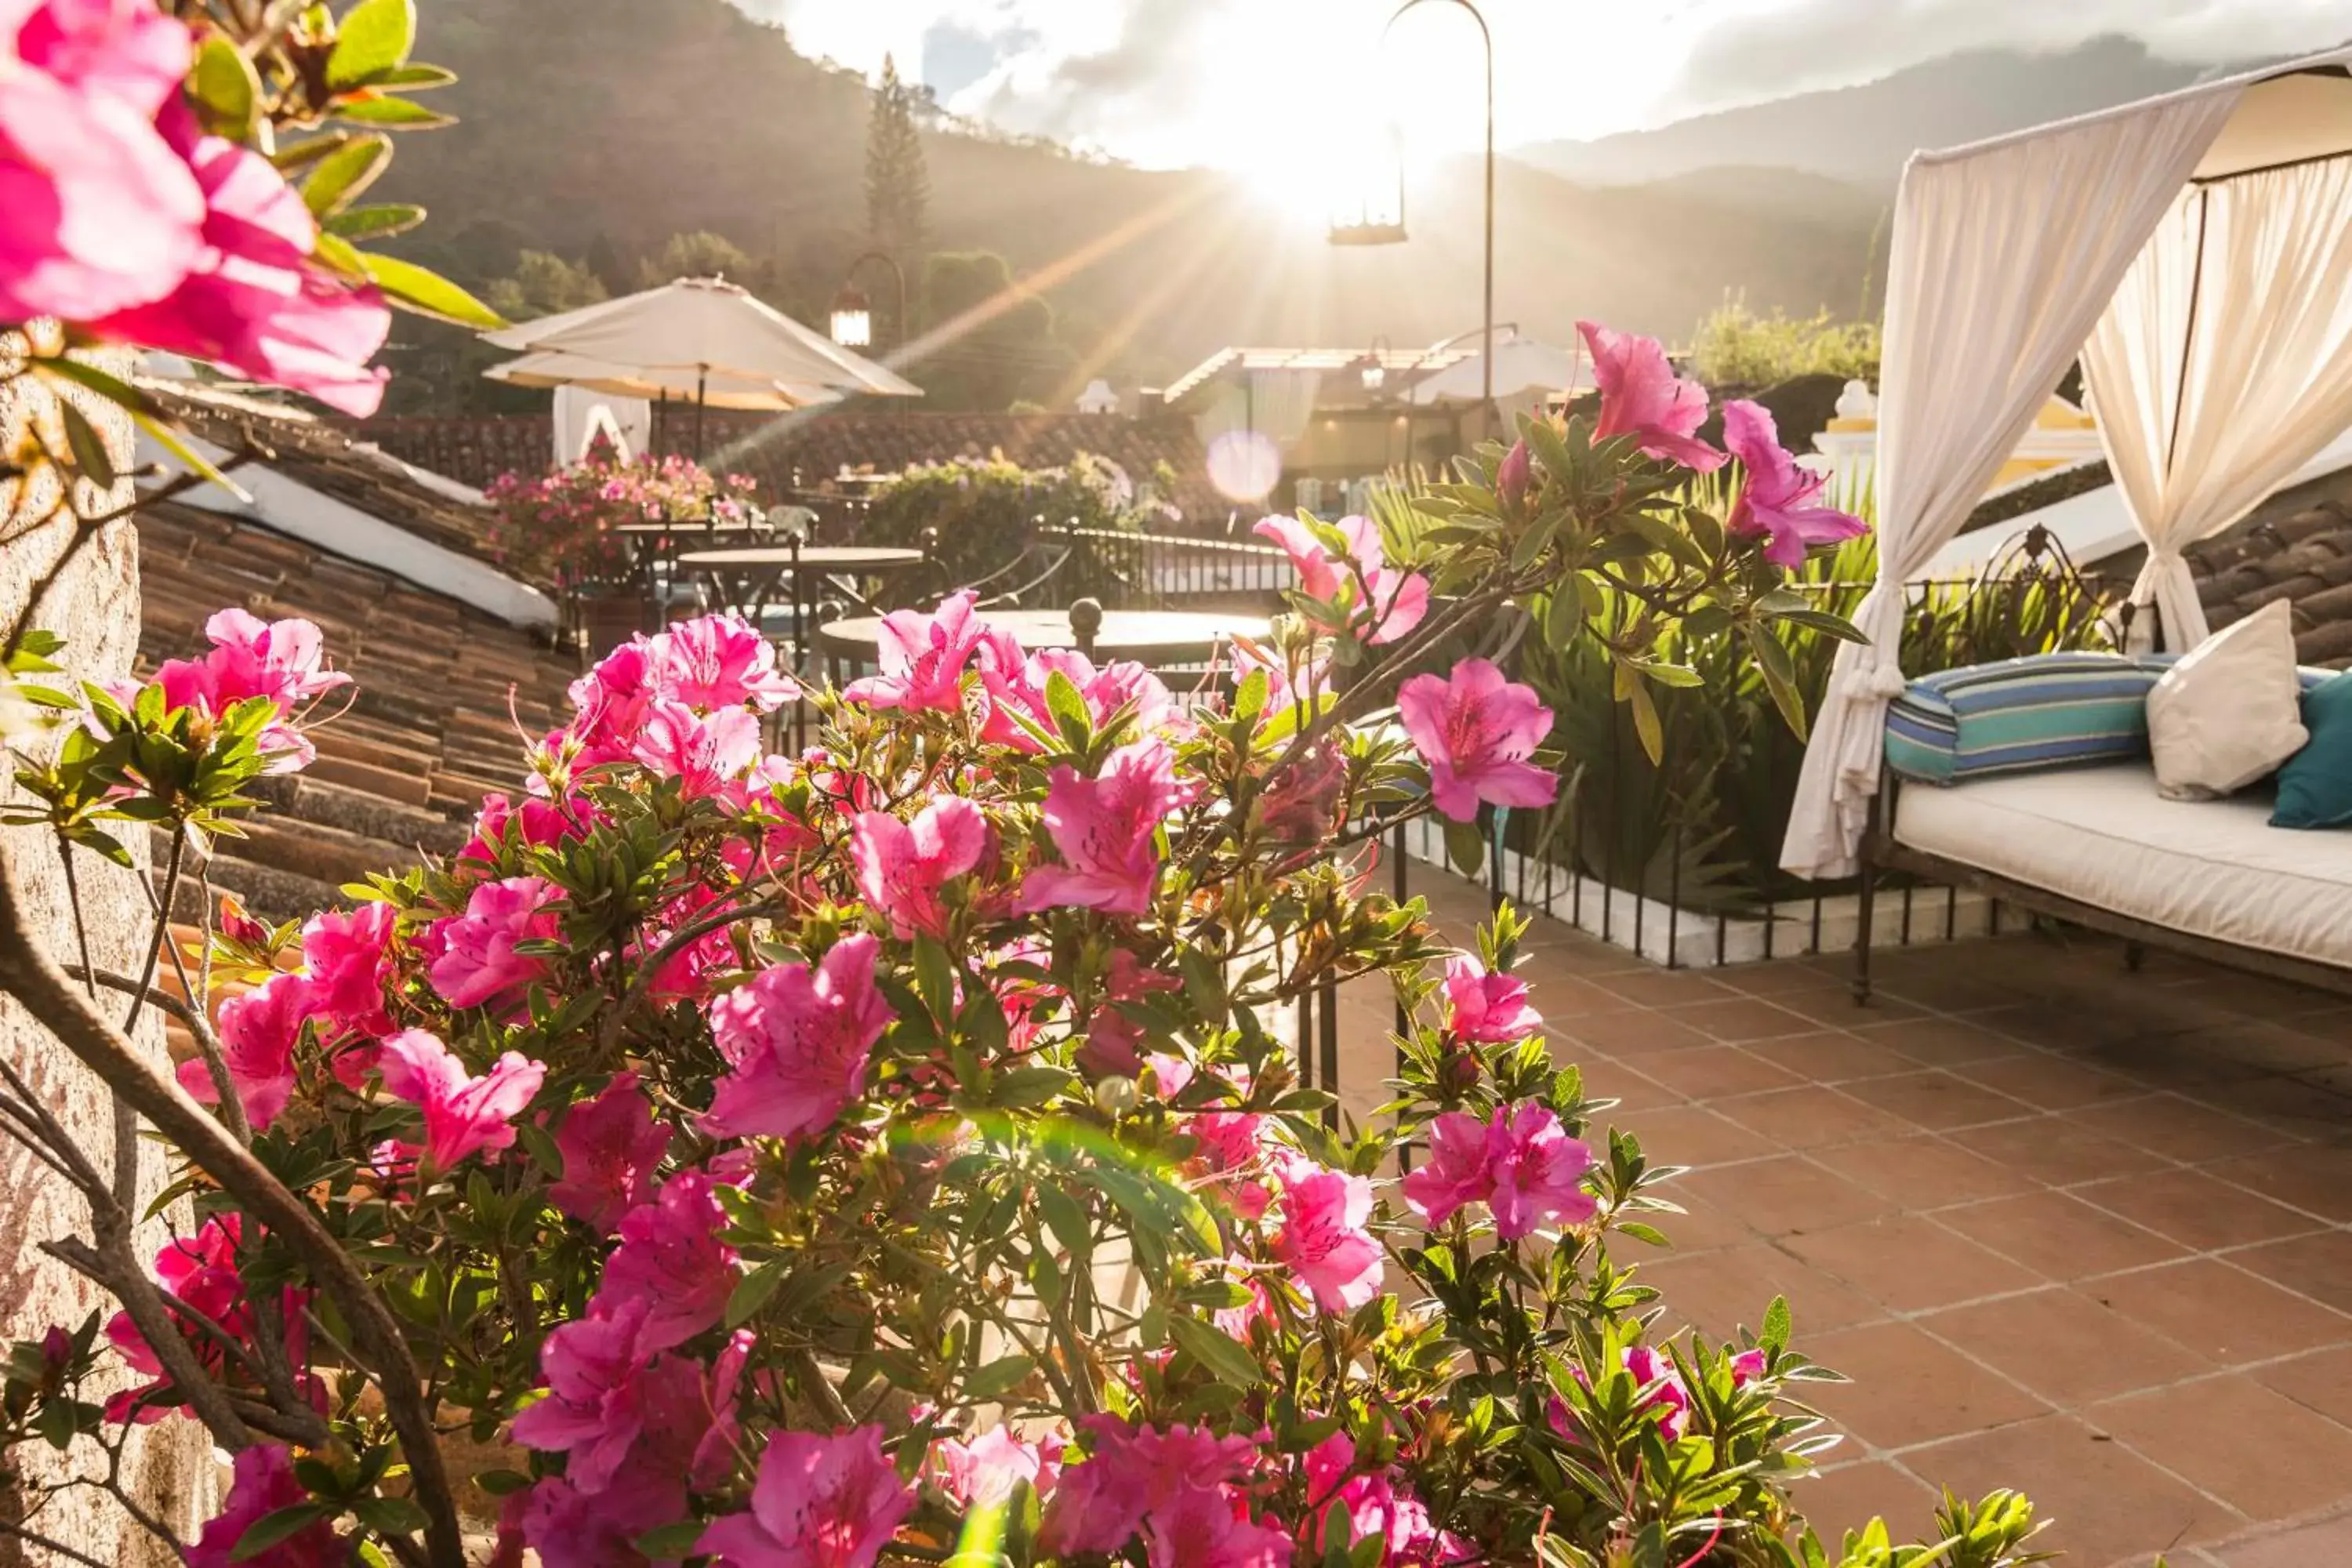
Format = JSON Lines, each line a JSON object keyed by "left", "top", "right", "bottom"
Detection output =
{"left": 1247, "top": 369, "right": 1323, "bottom": 451}
{"left": 554, "top": 385, "right": 650, "bottom": 466}
{"left": 2084, "top": 155, "right": 2352, "bottom": 651}
{"left": 1780, "top": 86, "right": 2241, "bottom": 880}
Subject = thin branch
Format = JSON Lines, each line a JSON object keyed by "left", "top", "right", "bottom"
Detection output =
{"left": 39, "top": 1232, "right": 248, "bottom": 1450}
{"left": 785, "top": 1348, "right": 856, "bottom": 1430}
{"left": 592, "top": 895, "right": 788, "bottom": 1064}
{"left": 0, "top": 1518, "right": 116, "bottom": 1568}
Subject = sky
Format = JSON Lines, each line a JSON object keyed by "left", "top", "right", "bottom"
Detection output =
{"left": 735, "top": 0, "right": 2352, "bottom": 171}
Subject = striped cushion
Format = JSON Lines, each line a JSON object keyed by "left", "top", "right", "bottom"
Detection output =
{"left": 1885, "top": 653, "right": 2165, "bottom": 786}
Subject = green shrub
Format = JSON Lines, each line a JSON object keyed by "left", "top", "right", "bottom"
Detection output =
{"left": 1690, "top": 292, "right": 1882, "bottom": 390}
{"left": 856, "top": 449, "right": 1171, "bottom": 597}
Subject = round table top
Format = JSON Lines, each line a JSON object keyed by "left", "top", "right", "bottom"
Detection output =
{"left": 677, "top": 545, "right": 927, "bottom": 570}
{"left": 817, "top": 608, "right": 1270, "bottom": 662}
{"left": 614, "top": 518, "right": 764, "bottom": 535}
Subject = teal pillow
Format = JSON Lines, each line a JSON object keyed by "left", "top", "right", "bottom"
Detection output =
{"left": 2272, "top": 670, "right": 2352, "bottom": 829}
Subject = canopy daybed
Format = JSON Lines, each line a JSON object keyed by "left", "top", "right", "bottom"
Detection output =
{"left": 1776, "top": 45, "right": 2352, "bottom": 998}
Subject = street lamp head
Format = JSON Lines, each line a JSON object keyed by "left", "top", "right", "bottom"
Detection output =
{"left": 829, "top": 284, "right": 873, "bottom": 348}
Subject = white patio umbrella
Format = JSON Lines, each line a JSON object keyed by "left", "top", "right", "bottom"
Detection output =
{"left": 484, "top": 349, "right": 840, "bottom": 412}
{"left": 1406, "top": 335, "right": 1593, "bottom": 405}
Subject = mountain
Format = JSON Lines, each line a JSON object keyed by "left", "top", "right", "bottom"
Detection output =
{"left": 375, "top": 0, "right": 1882, "bottom": 406}
{"left": 1517, "top": 37, "right": 2211, "bottom": 191}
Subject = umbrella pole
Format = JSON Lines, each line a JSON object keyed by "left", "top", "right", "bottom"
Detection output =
{"left": 694, "top": 368, "right": 708, "bottom": 464}
{"left": 653, "top": 390, "right": 667, "bottom": 460}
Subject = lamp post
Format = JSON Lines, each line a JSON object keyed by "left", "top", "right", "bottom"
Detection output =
{"left": 830, "top": 250, "right": 909, "bottom": 352}
{"left": 1329, "top": 0, "right": 1495, "bottom": 439}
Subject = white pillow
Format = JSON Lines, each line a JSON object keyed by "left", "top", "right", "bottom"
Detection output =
{"left": 2146, "top": 597, "right": 2309, "bottom": 800}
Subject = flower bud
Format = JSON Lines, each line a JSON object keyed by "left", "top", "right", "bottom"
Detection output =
{"left": 1496, "top": 438, "right": 1533, "bottom": 506}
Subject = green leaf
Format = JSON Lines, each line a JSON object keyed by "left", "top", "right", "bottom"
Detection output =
{"left": 1443, "top": 816, "right": 1485, "bottom": 878}
{"left": 34, "top": 357, "right": 249, "bottom": 497}
{"left": 1771, "top": 607, "right": 1870, "bottom": 645}
{"left": 333, "top": 93, "right": 453, "bottom": 128}
{"left": 471, "top": 1469, "right": 532, "bottom": 1498}
{"left": 58, "top": 401, "right": 115, "bottom": 487}
{"left": 1167, "top": 1314, "right": 1261, "bottom": 1388}
{"left": 189, "top": 37, "right": 260, "bottom": 140}
{"left": 633, "top": 1523, "right": 706, "bottom": 1560}
{"left": 1625, "top": 677, "right": 1664, "bottom": 764}
{"left": 726, "top": 1258, "right": 786, "bottom": 1328}
{"left": 352, "top": 1495, "right": 427, "bottom": 1537}
{"left": 372, "top": 62, "right": 456, "bottom": 88}
{"left": 358, "top": 252, "right": 505, "bottom": 327}
{"left": 232, "top": 1504, "right": 334, "bottom": 1561}
{"left": 327, "top": 0, "right": 416, "bottom": 90}
{"left": 1761, "top": 1294, "right": 1792, "bottom": 1355}
{"left": 1543, "top": 583, "right": 1584, "bottom": 650}
{"left": 964, "top": 1352, "right": 1034, "bottom": 1401}
{"left": 1042, "top": 670, "right": 1092, "bottom": 749}
{"left": 325, "top": 202, "right": 426, "bottom": 240}
{"left": 302, "top": 133, "right": 393, "bottom": 218}
{"left": 912, "top": 935, "right": 955, "bottom": 1023}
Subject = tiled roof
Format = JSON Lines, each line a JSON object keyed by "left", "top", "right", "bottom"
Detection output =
{"left": 2190, "top": 463, "right": 2352, "bottom": 667}
{"left": 348, "top": 409, "right": 1244, "bottom": 529}
{"left": 136, "top": 499, "right": 575, "bottom": 919}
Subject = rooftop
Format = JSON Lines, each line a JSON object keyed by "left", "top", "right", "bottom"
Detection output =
{"left": 1160, "top": 345, "right": 1481, "bottom": 405}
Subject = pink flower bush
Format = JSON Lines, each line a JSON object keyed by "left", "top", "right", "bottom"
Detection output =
{"left": 182, "top": 1444, "right": 342, "bottom": 1568}
{"left": 177, "top": 970, "right": 310, "bottom": 1130}
{"left": 1396, "top": 658, "right": 1559, "bottom": 822}
{"left": 463, "top": 790, "right": 588, "bottom": 864}
{"left": 703, "top": 935, "right": 894, "bottom": 1142}
{"left": 632, "top": 699, "right": 763, "bottom": 799}
{"left": 1722, "top": 398, "right": 1870, "bottom": 568}
{"left": 550, "top": 1071, "right": 673, "bottom": 1232}
{"left": 147, "top": 608, "right": 347, "bottom": 771}
{"left": 843, "top": 590, "right": 987, "bottom": 713}
{"left": 696, "top": 1425, "right": 916, "bottom": 1568}
{"left": 0, "top": 0, "right": 204, "bottom": 323}
{"left": 1041, "top": 1417, "right": 1261, "bottom": 1557}
{"left": 1550, "top": 1343, "right": 1693, "bottom": 1446}
{"left": 300, "top": 900, "right": 397, "bottom": 1042}
{"left": 933, "top": 1425, "right": 1063, "bottom": 1508}
{"left": 850, "top": 797, "right": 992, "bottom": 940}
{"left": 645, "top": 612, "right": 797, "bottom": 713}
{"left": 1018, "top": 737, "right": 1194, "bottom": 916}
{"left": 1255, "top": 514, "right": 1429, "bottom": 645}
{"left": 510, "top": 1297, "right": 659, "bottom": 1493}
{"left": 428, "top": 874, "right": 562, "bottom": 1012}
{"left": 594, "top": 1167, "right": 742, "bottom": 1353}
{"left": 978, "top": 642, "right": 1178, "bottom": 751}
{"left": 1402, "top": 1103, "right": 1595, "bottom": 1240}
{"left": 1441, "top": 953, "right": 1541, "bottom": 1044}
{"left": 376, "top": 1028, "right": 546, "bottom": 1173}
{"left": 1577, "top": 319, "right": 1724, "bottom": 472}
{"left": 1271, "top": 1161, "right": 1384, "bottom": 1313}
{"left": 104, "top": 1215, "right": 310, "bottom": 1425}
{"left": 1145, "top": 1483, "right": 1290, "bottom": 1568}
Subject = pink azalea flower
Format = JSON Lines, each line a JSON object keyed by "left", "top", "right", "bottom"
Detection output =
{"left": 1254, "top": 514, "right": 1429, "bottom": 645}
{"left": 1396, "top": 1110, "right": 1494, "bottom": 1230}
{"left": 521, "top": 1475, "right": 663, "bottom": 1568}
{"left": 644, "top": 613, "right": 797, "bottom": 713}
{"left": 1230, "top": 636, "right": 1328, "bottom": 713}
{"left": 696, "top": 1425, "right": 916, "bottom": 1568}
{"left": 1076, "top": 949, "right": 1179, "bottom": 1078}
{"left": 86, "top": 105, "right": 390, "bottom": 417}
{"left": 1396, "top": 658, "right": 1558, "bottom": 822}
{"left": 595, "top": 1167, "right": 741, "bottom": 1353}
{"left": 1730, "top": 1347, "right": 1768, "bottom": 1387}
{"left": 702, "top": 935, "right": 894, "bottom": 1142}
{"left": 1441, "top": 953, "right": 1541, "bottom": 1044}
{"left": 1577, "top": 320, "right": 1725, "bottom": 473}
{"left": 1485, "top": 1102, "right": 1597, "bottom": 1241}
{"left": 299, "top": 901, "right": 396, "bottom": 1042}
{"left": 934, "top": 1425, "right": 1064, "bottom": 1508}
{"left": 0, "top": 0, "right": 206, "bottom": 323}
{"left": 1303, "top": 1432, "right": 1454, "bottom": 1563}
{"left": 1496, "top": 437, "right": 1533, "bottom": 506}
{"left": 182, "top": 1444, "right": 341, "bottom": 1568}
{"left": 1017, "top": 737, "right": 1195, "bottom": 916}
{"left": 567, "top": 639, "right": 658, "bottom": 764}
{"left": 1623, "top": 1342, "right": 1692, "bottom": 1440}
{"left": 550, "top": 1071, "right": 673, "bottom": 1233}
{"left": 104, "top": 1215, "right": 311, "bottom": 1425}
{"left": 1184, "top": 1111, "right": 1274, "bottom": 1221}
{"left": 1257, "top": 739, "right": 1348, "bottom": 848}
{"left": 510, "top": 1298, "right": 656, "bottom": 1493}
{"left": 1040, "top": 1417, "right": 1261, "bottom": 1558}
{"left": 461, "top": 790, "right": 588, "bottom": 864}
{"left": 638, "top": 883, "right": 741, "bottom": 1006}
{"left": 1271, "top": 1162, "right": 1384, "bottom": 1314}
{"left": 199, "top": 608, "right": 350, "bottom": 706}
{"left": 1721, "top": 399, "right": 1871, "bottom": 568}
{"left": 633, "top": 699, "right": 764, "bottom": 798}
{"left": 176, "top": 971, "right": 310, "bottom": 1131}
{"left": 850, "top": 797, "right": 992, "bottom": 941}
{"left": 1143, "top": 1483, "right": 1290, "bottom": 1568}
{"left": 427, "top": 875, "right": 562, "bottom": 1012}
{"left": 979, "top": 644, "right": 1178, "bottom": 752}
{"left": 377, "top": 1028, "right": 546, "bottom": 1174}
{"left": 842, "top": 590, "right": 987, "bottom": 713}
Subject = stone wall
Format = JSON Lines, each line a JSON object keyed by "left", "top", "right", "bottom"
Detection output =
{"left": 0, "top": 343, "right": 213, "bottom": 1564}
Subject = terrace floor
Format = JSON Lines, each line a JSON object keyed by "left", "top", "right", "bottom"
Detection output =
{"left": 1347, "top": 871, "right": 2352, "bottom": 1568}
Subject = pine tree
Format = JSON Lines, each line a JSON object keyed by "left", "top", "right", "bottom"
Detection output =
{"left": 864, "top": 53, "right": 930, "bottom": 270}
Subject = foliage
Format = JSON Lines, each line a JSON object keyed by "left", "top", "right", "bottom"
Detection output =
{"left": 482, "top": 453, "right": 763, "bottom": 587}
{"left": 642, "top": 230, "right": 760, "bottom": 289}
{"left": 0, "top": 315, "right": 2049, "bottom": 1567}
{"left": 866, "top": 53, "right": 931, "bottom": 270}
{"left": 920, "top": 250, "right": 1072, "bottom": 411}
{"left": 485, "top": 249, "right": 611, "bottom": 321}
{"left": 1688, "top": 292, "right": 1881, "bottom": 391}
{"left": 857, "top": 449, "right": 1170, "bottom": 596}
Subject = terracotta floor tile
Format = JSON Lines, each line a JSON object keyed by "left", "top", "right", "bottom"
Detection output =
{"left": 1773, "top": 988, "right": 1928, "bottom": 1029}
{"left": 1841, "top": 1070, "right": 2039, "bottom": 1133}
{"left": 1504, "top": 968, "right": 1639, "bottom": 1018}
{"left": 1637, "top": 1243, "right": 1881, "bottom": 1341}
{"left": 1802, "top": 1320, "right": 2050, "bottom": 1450}
{"left": 2203, "top": 1145, "right": 2352, "bottom": 1225}
{"left": 2214, "top": 1512, "right": 2352, "bottom": 1568}
{"left": 1571, "top": 1058, "right": 1683, "bottom": 1114}
{"left": 1610, "top": 1105, "right": 1779, "bottom": 1170}
{"left": 1958, "top": 1116, "right": 2175, "bottom": 1186}
{"left": 1714, "top": 1085, "right": 1918, "bottom": 1151}
{"left": 1808, "top": 1134, "right": 2041, "bottom": 1210}
{"left": 2251, "top": 1345, "right": 2352, "bottom": 1429}
{"left": 2071, "top": 1168, "right": 2325, "bottom": 1253}
{"left": 1783, "top": 1214, "right": 2042, "bottom": 1313}
{"left": 1677, "top": 1155, "right": 1898, "bottom": 1237}
{"left": 1905, "top": 1414, "right": 2242, "bottom": 1563}
{"left": 1635, "top": 1044, "right": 1806, "bottom": 1102}
{"left": 1633, "top": 1192, "right": 1756, "bottom": 1256}
{"left": 1855, "top": 1016, "right": 2032, "bottom": 1067}
{"left": 2085, "top": 1259, "right": 2352, "bottom": 1363}
{"left": 1955, "top": 1054, "right": 2149, "bottom": 1112}
{"left": 2067, "top": 1094, "right": 2303, "bottom": 1165}
{"left": 1924, "top": 1286, "right": 2209, "bottom": 1406}
{"left": 1715, "top": 960, "right": 1854, "bottom": 996}
{"left": 1742, "top": 1030, "right": 1924, "bottom": 1083}
{"left": 1591, "top": 968, "right": 1740, "bottom": 1008}
{"left": 1558, "top": 1008, "right": 1716, "bottom": 1059}
{"left": 1656, "top": 996, "right": 1820, "bottom": 1043}
{"left": 2203, "top": 1075, "right": 2352, "bottom": 1134}
{"left": 1936, "top": 1190, "right": 2188, "bottom": 1282}
{"left": 2091, "top": 1377, "right": 2352, "bottom": 1523}
{"left": 1784, "top": 1460, "right": 1940, "bottom": 1544}
{"left": 2233, "top": 1231, "right": 2352, "bottom": 1317}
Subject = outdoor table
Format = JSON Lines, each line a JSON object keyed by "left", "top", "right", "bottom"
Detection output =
{"left": 815, "top": 604, "right": 1270, "bottom": 671}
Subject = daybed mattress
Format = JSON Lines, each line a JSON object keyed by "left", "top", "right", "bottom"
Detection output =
{"left": 1891, "top": 763, "right": 2352, "bottom": 971}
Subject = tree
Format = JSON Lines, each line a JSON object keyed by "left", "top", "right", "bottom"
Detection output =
{"left": 864, "top": 53, "right": 929, "bottom": 265}
{"left": 918, "top": 249, "right": 1070, "bottom": 412}
{"left": 641, "top": 229, "right": 757, "bottom": 287}
{"left": 485, "top": 250, "right": 609, "bottom": 321}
